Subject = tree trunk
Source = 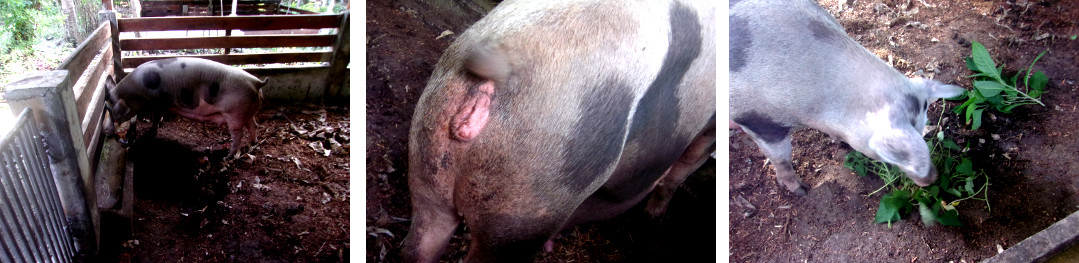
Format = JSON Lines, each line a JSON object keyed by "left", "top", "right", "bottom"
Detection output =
{"left": 60, "top": 0, "right": 80, "bottom": 44}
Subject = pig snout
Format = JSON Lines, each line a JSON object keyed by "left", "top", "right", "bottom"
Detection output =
{"left": 915, "top": 165, "right": 939, "bottom": 187}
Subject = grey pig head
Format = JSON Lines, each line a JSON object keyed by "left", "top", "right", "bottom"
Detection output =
{"left": 104, "top": 68, "right": 163, "bottom": 123}
{"left": 861, "top": 78, "right": 964, "bottom": 186}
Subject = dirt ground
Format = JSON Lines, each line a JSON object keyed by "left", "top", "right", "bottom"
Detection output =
{"left": 96, "top": 103, "right": 351, "bottom": 262}
{"left": 365, "top": 0, "right": 716, "bottom": 262}
{"left": 730, "top": 0, "right": 1079, "bottom": 262}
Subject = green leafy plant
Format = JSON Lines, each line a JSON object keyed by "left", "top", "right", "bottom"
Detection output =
{"left": 951, "top": 41, "right": 1048, "bottom": 130}
{"left": 0, "top": 0, "right": 38, "bottom": 50}
{"left": 844, "top": 112, "right": 990, "bottom": 227}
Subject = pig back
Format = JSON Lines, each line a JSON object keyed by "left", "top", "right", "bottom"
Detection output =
{"left": 408, "top": 0, "right": 715, "bottom": 230}
{"left": 729, "top": 0, "right": 911, "bottom": 129}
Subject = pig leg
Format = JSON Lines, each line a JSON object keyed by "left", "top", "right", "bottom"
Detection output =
{"left": 227, "top": 125, "right": 245, "bottom": 158}
{"left": 401, "top": 193, "right": 460, "bottom": 263}
{"left": 734, "top": 117, "right": 807, "bottom": 195}
{"left": 221, "top": 111, "right": 252, "bottom": 158}
{"left": 645, "top": 119, "right": 717, "bottom": 217}
{"left": 245, "top": 118, "right": 258, "bottom": 147}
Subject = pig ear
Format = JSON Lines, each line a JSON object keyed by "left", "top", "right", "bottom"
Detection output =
{"left": 868, "top": 127, "right": 931, "bottom": 181}
{"left": 914, "top": 78, "right": 965, "bottom": 99}
{"left": 105, "top": 75, "right": 116, "bottom": 90}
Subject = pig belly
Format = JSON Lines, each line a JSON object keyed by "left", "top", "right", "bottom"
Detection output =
{"left": 171, "top": 103, "right": 228, "bottom": 125}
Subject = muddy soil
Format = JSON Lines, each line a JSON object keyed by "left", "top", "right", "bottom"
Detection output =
{"left": 730, "top": 0, "right": 1079, "bottom": 262}
{"left": 96, "top": 103, "right": 351, "bottom": 262}
{"left": 365, "top": 0, "right": 716, "bottom": 262}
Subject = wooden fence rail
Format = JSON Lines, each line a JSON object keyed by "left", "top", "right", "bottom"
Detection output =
{"left": 112, "top": 12, "right": 349, "bottom": 102}
{"left": 116, "top": 14, "right": 343, "bottom": 68}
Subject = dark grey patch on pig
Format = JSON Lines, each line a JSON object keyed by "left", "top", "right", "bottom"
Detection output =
{"left": 902, "top": 94, "right": 919, "bottom": 126}
{"left": 808, "top": 17, "right": 844, "bottom": 45}
{"left": 439, "top": 152, "right": 450, "bottom": 169}
{"left": 729, "top": 14, "right": 751, "bottom": 73}
{"left": 885, "top": 144, "right": 910, "bottom": 165}
{"left": 178, "top": 88, "right": 196, "bottom": 109}
{"left": 205, "top": 82, "right": 221, "bottom": 105}
{"left": 559, "top": 78, "right": 634, "bottom": 192}
{"left": 734, "top": 111, "right": 790, "bottom": 144}
{"left": 180, "top": 62, "right": 187, "bottom": 69}
{"left": 591, "top": 2, "right": 704, "bottom": 201}
{"left": 142, "top": 71, "right": 161, "bottom": 90}
{"left": 730, "top": 0, "right": 744, "bottom": 7}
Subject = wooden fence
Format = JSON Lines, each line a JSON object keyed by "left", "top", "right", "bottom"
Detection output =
{"left": 107, "top": 12, "right": 350, "bottom": 102}
{"left": 0, "top": 9, "right": 349, "bottom": 259}
{"left": 139, "top": 0, "right": 319, "bottom": 17}
{"left": 3, "top": 19, "right": 118, "bottom": 258}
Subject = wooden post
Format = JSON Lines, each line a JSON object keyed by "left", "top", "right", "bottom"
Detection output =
{"left": 3, "top": 70, "right": 99, "bottom": 257}
{"left": 132, "top": 0, "right": 142, "bottom": 17}
{"left": 99, "top": 10, "right": 125, "bottom": 80}
{"left": 224, "top": 29, "right": 232, "bottom": 55}
{"left": 101, "top": 0, "right": 114, "bottom": 10}
{"left": 324, "top": 12, "right": 349, "bottom": 105}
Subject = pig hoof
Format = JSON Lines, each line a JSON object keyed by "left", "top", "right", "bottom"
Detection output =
{"left": 790, "top": 185, "right": 808, "bottom": 196}
{"left": 543, "top": 240, "right": 554, "bottom": 252}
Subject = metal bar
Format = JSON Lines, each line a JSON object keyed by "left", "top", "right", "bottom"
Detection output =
{"left": 0, "top": 159, "right": 39, "bottom": 262}
{"left": 16, "top": 120, "right": 69, "bottom": 262}
{"left": 6, "top": 148, "right": 47, "bottom": 261}
{"left": 0, "top": 109, "right": 73, "bottom": 262}
{"left": 25, "top": 110, "right": 75, "bottom": 260}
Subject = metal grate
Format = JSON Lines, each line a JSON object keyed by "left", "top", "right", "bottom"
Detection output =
{"left": 0, "top": 109, "right": 75, "bottom": 263}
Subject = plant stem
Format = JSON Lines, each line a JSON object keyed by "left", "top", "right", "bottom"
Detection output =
{"left": 996, "top": 78, "right": 1045, "bottom": 106}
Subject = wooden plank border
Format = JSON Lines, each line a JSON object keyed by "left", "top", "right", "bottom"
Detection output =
{"left": 117, "top": 14, "right": 341, "bottom": 32}
{"left": 122, "top": 51, "right": 330, "bottom": 68}
{"left": 120, "top": 35, "right": 335, "bottom": 50}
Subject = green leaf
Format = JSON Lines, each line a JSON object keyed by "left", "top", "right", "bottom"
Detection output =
{"left": 957, "top": 158, "right": 974, "bottom": 176}
{"left": 943, "top": 139, "right": 961, "bottom": 151}
{"left": 965, "top": 178, "right": 976, "bottom": 195}
{"left": 1000, "top": 103, "right": 1023, "bottom": 113}
{"left": 1029, "top": 90, "right": 1043, "bottom": 99}
{"left": 970, "top": 42, "right": 1001, "bottom": 80}
{"left": 918, "top": 201, "right": 938, "bottom": 226}
{"left": 971, "top": 108, "right": 983, "bottom": 130}
{"left": 954, "top": 98, "right": 972, "bottom": 114}
{"left": 938, "top": 209, "right": 963, "bottom": 226}
{"left": 946, "top": 188, "right": 962, "bottom": 197}
{"left": 1030, "top": 71, "right": 1048, "bottom": 93}
{"left": 875, "top": 191, "right": 912, "bottom": 224}
{"left": 974, "top": 80, "right": 1008, "bottom": 97}
{"left": 964, "top": 57, "right": 977, "bottom": 71}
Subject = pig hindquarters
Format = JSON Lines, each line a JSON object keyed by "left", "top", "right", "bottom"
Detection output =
{"left": 729, "top": 0, "right": 964, "bottom": 196}
{"left": 105, "top": 57, "right": 267, "bottom": 158}
{"left": 403, "top": 1, "right": 715, "bottom": 262}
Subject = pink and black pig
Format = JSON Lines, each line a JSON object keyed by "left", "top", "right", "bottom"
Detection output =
{"left": 730, "top": 0, "right": 965, "bottom": 196}
{"left": 402, "top": 0, "right": 715, "bottom": 262}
